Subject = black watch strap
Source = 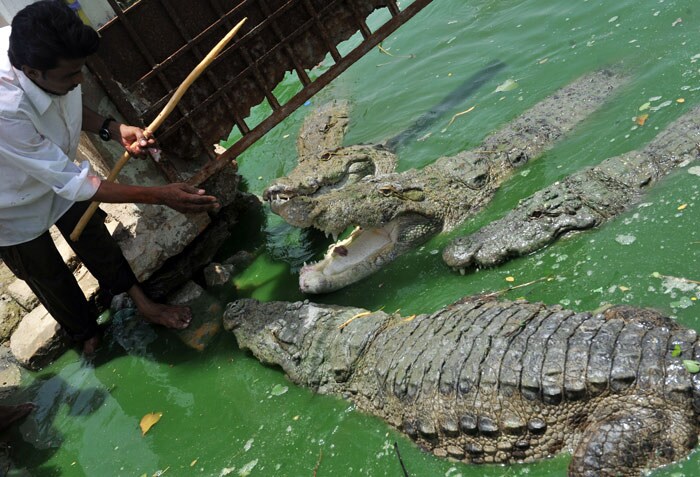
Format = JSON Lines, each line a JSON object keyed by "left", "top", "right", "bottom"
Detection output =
{"left": 99, "top": 117, "right": 115, "bottom": 141}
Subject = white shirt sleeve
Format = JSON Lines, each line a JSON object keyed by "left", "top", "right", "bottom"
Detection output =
{"left": 0, "top": 113, "right": 100, "bottom": 202}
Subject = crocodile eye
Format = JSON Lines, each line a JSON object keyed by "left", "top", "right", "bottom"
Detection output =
{"left": 378, "top": 185, "right": 398, "bottom": 196}
{"left": 347, "top": 161, "right": 370, "bottom": 174}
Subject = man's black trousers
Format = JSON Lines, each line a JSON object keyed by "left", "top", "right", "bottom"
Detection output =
{"left": 0, "top": 201, "right": 137, "bottom": 342}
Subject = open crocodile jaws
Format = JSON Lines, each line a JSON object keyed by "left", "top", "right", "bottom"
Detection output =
{"left": 278, "top": 69, "right": 627, "bottom": 293}
{"left": 224, "top": 296, "right": 700, "bottom": 477}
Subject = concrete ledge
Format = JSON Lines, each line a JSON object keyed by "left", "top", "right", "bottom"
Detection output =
{"left": 10, "top": 305, "right": 67, "bottom": 371}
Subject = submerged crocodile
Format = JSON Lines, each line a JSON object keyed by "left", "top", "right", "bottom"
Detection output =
{"left": 263, "top": 62, "right": 505, "bottom": 208}
{"left": 442, "top": 104, "right": 700, "bottom": 272}
{"left": 265, "top": 69, "right": 627, "bottom": 293}
{"left": 224, "top": 296, "right": 700, "bottom": 476}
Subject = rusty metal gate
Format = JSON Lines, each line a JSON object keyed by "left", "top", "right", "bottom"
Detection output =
{"left": 88, "top": 0, "right": 434, "bottom": 186}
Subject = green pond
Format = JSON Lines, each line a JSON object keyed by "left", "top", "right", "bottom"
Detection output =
{"left": 9, "top": 0, "right": 700, "bottom": 475}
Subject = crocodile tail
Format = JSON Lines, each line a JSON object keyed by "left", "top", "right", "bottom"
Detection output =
{"left": 569, "top": 407, "right": 696, "bottom": 477}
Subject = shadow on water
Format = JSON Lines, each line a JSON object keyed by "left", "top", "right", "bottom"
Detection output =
{"left": 5, "top": 373, "right": 107, "bottom": 477}
{"left": 384, "top": 59, "right": 506, "bottom": 152}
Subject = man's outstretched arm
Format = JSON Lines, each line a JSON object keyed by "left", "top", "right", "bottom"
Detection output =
{"left": 91, "top": 180, "right": 220, "bottom": 214}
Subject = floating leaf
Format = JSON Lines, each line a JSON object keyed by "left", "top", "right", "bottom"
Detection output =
{"left": 677, "top": 98, "right": 686, "bottom": 103}
{"left": 494, "top": 79, "right": 518, "bottom": 92}
{"left": 672, "top": 344, "right": 682, "bottom": 357}
{"left": 271, "top": 384, "right": 289, "bottom": 396}
{"left": 140, "top": 412, "right": 163, "bottom": 436}
{"left": 608, "top": 16, "right": 619, "bottom": 23}
{"left": 638, "top": 102, "right": 650, "bottom": 111}
{"left": 618, "top": 285, "right": 630, "bottom": 292}
{"left": 635, "top": 114, "right": 649, "bottom": 126}
{"left": 683, "top": 360, "right": 700, "bottom": 374}
{"left": 651, "top": 271, "right": 661, "bottom": 278}
{"left": 678, "top": 203, "right": 688, "bottom": 210}
{"left": 190, "top": 459, "right": 198, "bottom": 467}
{"left": 505, "top": 276, "right": 515, "bottom": 282}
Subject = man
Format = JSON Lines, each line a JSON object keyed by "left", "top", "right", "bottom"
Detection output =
{"left": 0, "top": 0, "right": 221, "bottom": 355}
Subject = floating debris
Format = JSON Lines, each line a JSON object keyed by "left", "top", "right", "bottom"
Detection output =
{"left": 494, "top": 78, "right": 518, "bottom": 92}
{"left": 635, "top": 114, "right": 649, "bottom": 126}
{"left": 615, "top": 234, "right": 637, "bottom": 245}
{"left": 270, "top": 384, "right": 288, "bottom": 396}
{"left": 140, "top": 412, "right": 163, "bottom": 436}
{"left": 442, "top": 106, "right": 475, "bottom": 131}
{"left": 238, "top": 459, "right": 258, "bottom": 477}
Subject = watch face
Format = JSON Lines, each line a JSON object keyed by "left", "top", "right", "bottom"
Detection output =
{"left": 99, "top": 128, "right": 111, "bottom": 141}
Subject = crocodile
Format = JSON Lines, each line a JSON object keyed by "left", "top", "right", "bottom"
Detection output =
{"left": 223, "top": 295, "right": 700, "bottom": 477}
{"left": 442, "top": 105, "right": 700, "bottom": 272}
{"left": 266, "top": 69, "right": 628, "bottom": 293}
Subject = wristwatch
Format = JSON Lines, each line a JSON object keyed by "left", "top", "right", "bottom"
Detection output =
{"left": 99, "top": 117, "right": 116, "bottom": 141}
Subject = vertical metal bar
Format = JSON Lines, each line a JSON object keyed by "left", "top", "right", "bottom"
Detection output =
{"left": 259, "top": 0, "right": 312, "bottom": 86}
{"left": 104, "top": 0, "right": 215, "bottom": 160}
{"left": 240, "top": 47, "right": 282, "bottom": 111}
{"left": 205, "top": 0, "right": 252, "bottom": 136}
{"left": 301, "top": 0, "right": 342, "bottom": 63}
{"left": 157, "top": 0, "right": 251, "bottom": 140}
{"left": 386, "top": 0, "right": 401, "bottom": 16}
{"left": 345, "top": 0, "right": 373, "bottom": 39}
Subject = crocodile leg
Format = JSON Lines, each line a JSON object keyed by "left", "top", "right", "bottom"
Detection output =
{"left": 570, "top": 406, "right": 696, "bottom": 477}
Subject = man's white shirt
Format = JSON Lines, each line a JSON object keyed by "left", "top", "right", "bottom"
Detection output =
{"left": 0, "top": 25, "right": 100, "bottom": 246}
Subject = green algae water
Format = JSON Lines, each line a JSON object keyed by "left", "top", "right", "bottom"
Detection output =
{"left": 8, "top": 0, "right": 700, "bottom": 475}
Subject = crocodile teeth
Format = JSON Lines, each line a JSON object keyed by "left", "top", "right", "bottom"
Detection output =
{"left": 270, "top": 194, "right": 290, "bottom": 203}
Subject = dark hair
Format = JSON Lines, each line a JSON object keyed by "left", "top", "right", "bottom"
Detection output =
{"left": 8, "top": 0, "right": 99, "bottom": 70}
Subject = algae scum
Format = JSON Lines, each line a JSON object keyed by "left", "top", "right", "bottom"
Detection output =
{"left": 10, "top": 0, "right": 700, "bottom": 475}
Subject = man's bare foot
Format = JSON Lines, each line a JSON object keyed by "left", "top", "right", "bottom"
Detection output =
{"left": 82, "top": 334, "right": 101, "bottom": 356}
{"left": 128, "top": 285, "right": 192, "bottom": 330}
{"left": 0, "top": 403, "right": 35, "bottom": 433}
{"left": 138, "top": 302, "right": 192, "bottom": 329}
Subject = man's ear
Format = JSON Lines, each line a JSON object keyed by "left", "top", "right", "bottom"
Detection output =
{"left": 21, "top": 65, "right": 41, "bottom": 80}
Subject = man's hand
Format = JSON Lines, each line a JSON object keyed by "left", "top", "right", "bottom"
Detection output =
{"left": 116, "top": 124, "right": 159, "bottom": 158}
{"left": 157, "top": 183, "right": 220, "bottom": 213}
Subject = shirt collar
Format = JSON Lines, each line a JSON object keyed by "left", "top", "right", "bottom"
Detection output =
{"left": 14, "top": 66, "right": 54, "bottom": 115}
